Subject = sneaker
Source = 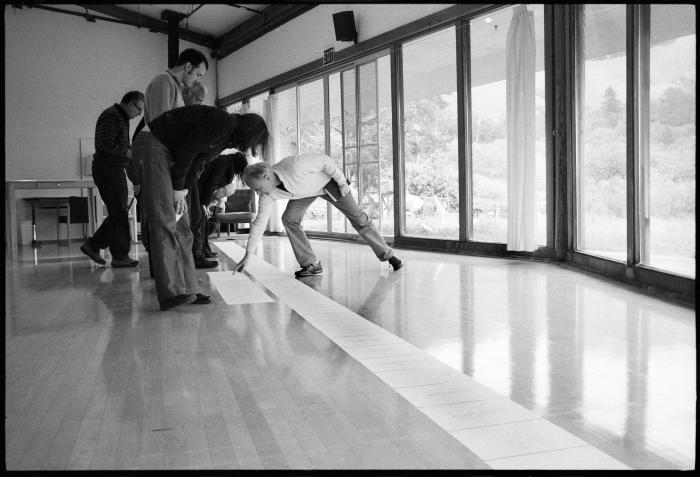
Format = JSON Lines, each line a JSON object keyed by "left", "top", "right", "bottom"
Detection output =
{"left": 389, "top": 256, "right": 404, "bottom": 271}
{"left": 294, "top": 261, "right": 323, "bottom": 277}
{"left": 195, "top": 257, "right": 219, "bottom": 269}
{"left": 112, "top": 257, "right": 139, "bottom": 268}
{"left": 159, "top": 293, "right": 197, "bottom": 311}
{"left": 80, "top": 241, "right": 106, "bottom": 265}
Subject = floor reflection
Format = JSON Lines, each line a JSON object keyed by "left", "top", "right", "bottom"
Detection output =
{"left": 248, "top": 238, "right": 695, "bottom": 469}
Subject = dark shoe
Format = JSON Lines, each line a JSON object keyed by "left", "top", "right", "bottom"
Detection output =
{"left": 389, "top": 256, "right": 404, "bottom": 271}
{"left": 159, "top": 293, "right": 197, "bottom": 311}
{"left": 191, "top": 293, "right": 214, "bottom": 305}
{"left": 80, "top": 241, "right": 106, "bottom": 265}
{"left": 112, "top": 256, "right": 139, "bottom": 268}
{"left": 195, "top": 257, "right": 218, "bottom": 269}
{"left": 204, "top": 250, "right": 218, "bottom": 258}
{"left": 294, "top": 261, "right": 323, "bottom": 277}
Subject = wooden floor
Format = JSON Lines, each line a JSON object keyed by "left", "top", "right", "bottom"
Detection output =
{"left": 4, "top": 235, "right": 696, "bottom": 470}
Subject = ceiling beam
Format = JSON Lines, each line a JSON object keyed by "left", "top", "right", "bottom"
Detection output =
{"left": 80, "top": 4, "right": 216, "bottom": 49}
{"left": 212, "top": 4, "right": 316, "bottom": 59}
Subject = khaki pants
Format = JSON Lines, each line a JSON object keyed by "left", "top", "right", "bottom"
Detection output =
{"left": 281, "top": 185, "right": 394, "bottom": 267}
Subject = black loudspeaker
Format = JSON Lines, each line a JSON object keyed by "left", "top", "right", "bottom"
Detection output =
{"left": 333, "top": 11, "right": 357, "bottom": 43}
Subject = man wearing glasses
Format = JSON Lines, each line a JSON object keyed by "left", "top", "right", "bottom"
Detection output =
{"left": 80, "top": 91, "right": 144, "bottom": 267}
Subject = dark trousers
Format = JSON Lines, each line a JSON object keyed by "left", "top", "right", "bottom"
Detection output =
{"left": 189, "top": 177, "right": 205, "bottom": 260}
{"left": 90, "top": 163, "right": 131, "bottom": 257}
{"left": 204, "top": 218, "right": 218, "bottom": 253}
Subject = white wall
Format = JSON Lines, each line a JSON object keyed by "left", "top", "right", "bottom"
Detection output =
{"left": 4, "top": 6, "right": 216, "bottom": 239}
{"left": 4, "top": 6, "right": 217, "bottom": 182}
{"left": 217, "top": 3, "right": 452, "bottom": 99}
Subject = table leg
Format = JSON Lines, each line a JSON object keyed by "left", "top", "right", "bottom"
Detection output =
{"left": 31, "top": 198, "right": 38, "bottom": 246}
{"left": 87, "top": 187, "right": 96, "bottom": 236}
{"left": 5, "top": 182, "right": 17, "bottom": 259}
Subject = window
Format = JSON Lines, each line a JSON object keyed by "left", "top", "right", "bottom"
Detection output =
{"left": 248, "top": 92, "right": 268, "bottom": 116}
{"left": 470, "top": 5, "right": 546, "bottom": 245}
{"left": 299, "top": 78, "right": 328, "bottom": 231}
{"left": 402, "top": 27, "right": 459, "bottom": 239}
{"left": 226, "top": 101, "right": 243, "bottom": 114}
{"left": 576, "top": 4, "right": 628, "bottom": 261}
{"left": 275, "top": 87, "right": 298, "bottom": 159}
{"left": 643, "top": 5, "right": 695, "bottom": 277}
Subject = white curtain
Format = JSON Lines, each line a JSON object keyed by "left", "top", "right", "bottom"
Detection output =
{"left": 506, "top": 5, "right": 537, "bottom": 251}
{"left": 262, "top": 94, "right": 288, "bottom": 233}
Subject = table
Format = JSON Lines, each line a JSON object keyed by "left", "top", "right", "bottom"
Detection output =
{"left": 22, "top": 196, "right": 71, "bottom": 245}
{"left": 5, "top": 180, "right": 101, "bottom": 259}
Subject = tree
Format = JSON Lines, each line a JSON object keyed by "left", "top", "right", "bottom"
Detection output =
{"left": 600, "top": 87, "right": 623, "bottom": 128}
{"left": 656, "top": 78, "right": 696, "bottom": 127}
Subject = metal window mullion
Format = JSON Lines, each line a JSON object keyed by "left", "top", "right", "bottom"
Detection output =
{"left": 544, "top": 4, "right": 555, "bottom": 250}
{"left": 295, "top": 85, "right": 301, "bottom": 155}
{"left": 457, "top": 19, "right": 471, "bottom": 242}
{"left": 572, "top": 4, "right": 585, "bottom": 254}
{"left": 391, "top": 43, "right": 405, "bottom": 239}
{"left": 638, "top": 5, "right": 651, "bottom": 265}
{"left": 355, "top": 63, "right": 361, "bottom": 200}
{"left": 324, "top": 74, "right": 332, "bottom": 232}
{"left": 373, "top": 59, "right": 382, "bottom": 234}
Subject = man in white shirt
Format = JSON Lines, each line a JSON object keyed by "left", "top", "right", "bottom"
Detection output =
{"left": 233, "top": 154, "right": 404, "bottom": 277}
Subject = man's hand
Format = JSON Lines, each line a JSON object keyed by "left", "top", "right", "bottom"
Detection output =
{"left": 203, "top": 204, "right": 211, "bottom": 218}
{"left": 233, "top": 253, "right": 250, "bottom": 273}
{"left": 173, "top": 189, "right": 188, "bottom": 215}
{"left": 339, "top": 182, "right": 352, "bottom": 198}
{"left": 133, "top": 184, "right": 141, "bottom": 196}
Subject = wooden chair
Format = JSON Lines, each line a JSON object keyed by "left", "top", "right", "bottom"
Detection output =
{"left": 215, "top": 189, "right": 257, "bottom": 237}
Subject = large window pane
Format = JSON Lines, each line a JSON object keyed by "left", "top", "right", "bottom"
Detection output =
{"left": 299, "top": 79, "right": 328, "bottom": 231}
{"left": 276, "top": 87, "right": 298, "bottom": 159}
{"left": 329, "top": 72, "right": 345, "bottom": 233}
{"left": 359, "top": 61, "right": 381, "bottom": 230}
{"left": 378, "top": 55, "right": 394, "bottom": 236}
{"left": 402, "top": 27, "right": 459, "bottom": 239}
{"left": 248, "top": 91, "right": 268, "bottom": 116}
{"left": 226, "top": 101, "right": 243, "bottom": 114}
{"left": 577, "top": 4, "right": 627, "bottom": 261}
{"left": 470, "top": 4, "right": 546, "bottom": 245}
{"left": 645, "top": 5, "right": 695, "bottom": 277}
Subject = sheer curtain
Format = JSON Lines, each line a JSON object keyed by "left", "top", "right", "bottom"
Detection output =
{"left": 506, "top": 5, "right": 537, "bottom": 251}
{"left": 262, "top": 93, "right": 288, "bottom": 233}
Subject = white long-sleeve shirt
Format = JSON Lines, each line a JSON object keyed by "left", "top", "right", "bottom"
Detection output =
{"left": 246, "top": 154, "right": 347, "bottom": 254}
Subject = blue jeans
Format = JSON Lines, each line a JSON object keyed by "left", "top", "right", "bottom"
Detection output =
{"left": 281, "top": 188, "right": 394, "bottom": 267}
{"left": 135, "top": 131, "right": 199, "bottom": 302}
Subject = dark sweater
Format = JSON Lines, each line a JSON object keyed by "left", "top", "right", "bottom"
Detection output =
{"left": 93, "top": 103, "right": 131, "bottom": 169}
{"left": 149, "top": 105, "right": 240, "bottom": 190}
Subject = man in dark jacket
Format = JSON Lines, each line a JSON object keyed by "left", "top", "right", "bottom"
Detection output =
{"left": 80, "top": 91, "right": 144, "bottom": 267}
{"left": 137, "top": 105, "right": 267, "bottom": 310}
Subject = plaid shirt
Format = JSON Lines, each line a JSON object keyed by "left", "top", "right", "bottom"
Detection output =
{"left": 93, "top": 103, "right": 130, "bottom": 169}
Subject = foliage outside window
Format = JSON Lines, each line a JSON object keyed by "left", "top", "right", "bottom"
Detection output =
{"left": 644, "top": 5, "right": 695, "bottom": 277}
{"left": 577, "top": 4, "right": 628, "bottom": 261}
{"left": 402, "top": 27, "right": 459, "bottom": 240}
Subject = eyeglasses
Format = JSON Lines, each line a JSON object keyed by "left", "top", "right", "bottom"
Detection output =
{"left": 131, "top": 103, "right": 144, "bottom": 113}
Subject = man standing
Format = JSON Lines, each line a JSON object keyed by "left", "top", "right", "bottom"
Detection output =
{"left": 233, "top": 154, "right": 404, "bottom": 276}
{"left": 129, "top": 48, "right": 208, "bottom": 280}
{"left": 80, "top": 91, "right": 144, "bottom": 267}
{"left": 140, "top": 106, "right": 268, "bottom": 310}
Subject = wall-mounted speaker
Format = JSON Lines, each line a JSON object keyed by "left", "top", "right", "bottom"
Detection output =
{"left": 333, "top": 11, "right": 357, "bottom": 44}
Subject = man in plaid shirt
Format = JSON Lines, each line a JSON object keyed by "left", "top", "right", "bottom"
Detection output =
{"left": 80, "top": 91, "right": 144, "bottom": 267}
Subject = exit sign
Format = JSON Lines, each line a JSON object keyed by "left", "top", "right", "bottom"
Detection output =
{"left": 323, "top": 47, "right": 334, "bottom": 65}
